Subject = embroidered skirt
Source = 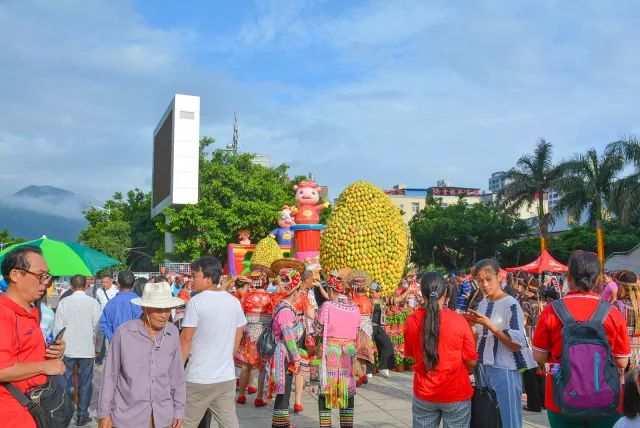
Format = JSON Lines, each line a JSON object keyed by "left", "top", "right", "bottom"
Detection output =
{"left": 235, "top": 313, "right": 271, "bottom": 368}
{"left": 356, "top": 315, "right": 375, "bottom": 363}
{"left": 319, "top": 337, "right": 357, "bottom": 409}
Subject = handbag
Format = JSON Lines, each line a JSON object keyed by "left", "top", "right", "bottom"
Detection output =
{"left": 3, "top": 375, "right": 71, "bottom": 428}
{"left": 257, "top": 306, "right": 287, "bottom": 357}
{"left": 470, "top": 365, "right": 502, "bottom": 428}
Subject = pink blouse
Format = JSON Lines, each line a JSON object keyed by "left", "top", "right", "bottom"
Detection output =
{"left": 317, "top": 299, "right": 361, "bottom": 340}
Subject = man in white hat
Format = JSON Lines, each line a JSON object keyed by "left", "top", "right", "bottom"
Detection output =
{"left": 97, "top": 282, "right": 186, "bottom": 428}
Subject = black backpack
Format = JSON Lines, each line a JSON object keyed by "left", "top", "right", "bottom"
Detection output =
{"left": 257, "top": 306, "right": 289, "bottom": 357}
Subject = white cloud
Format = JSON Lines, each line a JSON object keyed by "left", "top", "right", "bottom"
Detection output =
{"left": 1, "top": 0, "right": 639, "bottom": 208}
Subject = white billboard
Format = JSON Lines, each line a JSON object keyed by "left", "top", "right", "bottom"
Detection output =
{"left": 151, "top": 94, "right": 200, "bottom": 218}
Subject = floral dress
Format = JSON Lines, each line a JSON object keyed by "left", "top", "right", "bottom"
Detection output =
{"left": 352, "top": 293, "right": 375, "bottom": 363}
{"left": 235, "top": 289, "right": 274, "bottom": 367}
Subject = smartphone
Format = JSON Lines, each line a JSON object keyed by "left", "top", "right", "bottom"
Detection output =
{"left": 47, "top": 327, "right": 66, "bottom": 347}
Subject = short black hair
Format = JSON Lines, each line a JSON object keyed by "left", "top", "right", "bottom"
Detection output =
{"left": 133, "top": 277, "right": 148, "bottom": 296}
{"left": 117, "top": 271, "right": 135, "bottom": 289}
{"left": 190, "top": 256, "right": 222, "bottom": 284}
{"left": 1, "top": 246, "right": 43, "bottom": 282}
{"left": 70, "top": 275, "right": 86, "bottom": 289}
{"left": 567, "top": 251, "right": 600, "bottom": 292}
{"left": 473, "top": 258, "right": 501, "bottom": 276}
{"left": 622, "top": 369, "right": 640, "bottom": 418}
{"left": 100, "top": 272, "right": 112, "bottom": 279}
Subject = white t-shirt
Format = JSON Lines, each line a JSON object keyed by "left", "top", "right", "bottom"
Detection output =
{"left": 96, "top": 286, "right": 119, "bottom": 312}
{"left": 182, "top": 290, "right": 246, "bottom": 384}
{"left": 614, "top": 417, "right": 640, "bottom": 428}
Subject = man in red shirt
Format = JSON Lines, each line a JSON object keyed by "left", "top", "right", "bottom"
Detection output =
{"left": 533, "top": 251, "right": 631, "bottom": 428}
{"left": 0, "top": 246, "right": 67, "bottom": 428}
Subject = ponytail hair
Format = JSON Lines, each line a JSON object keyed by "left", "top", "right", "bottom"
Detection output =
{"left": 420, "top": 272, "right": 448, "bottom": 371}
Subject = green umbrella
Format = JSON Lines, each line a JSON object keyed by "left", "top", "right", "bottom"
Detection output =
{"left": 0, "top": 236, "right": 120, "bottom": 276}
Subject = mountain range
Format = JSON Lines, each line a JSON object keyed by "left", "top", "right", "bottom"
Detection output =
{"left": 0, "top": 185, "right": 88, "bottom": 241}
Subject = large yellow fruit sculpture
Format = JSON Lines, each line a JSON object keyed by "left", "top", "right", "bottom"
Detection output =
{"left": 251, "top": 236, "right": 284, "bottom": 269}
{"left": 320, "top": 181, "right": 408, "bottom": 296}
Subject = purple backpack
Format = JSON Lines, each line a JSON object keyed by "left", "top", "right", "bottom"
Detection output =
{"left": 551, "top": 300, "right": 620, "bottom": 418}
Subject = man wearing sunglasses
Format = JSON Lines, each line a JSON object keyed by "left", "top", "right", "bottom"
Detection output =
{"left": 0, "top": 246, "right": 68, "bottom": 427}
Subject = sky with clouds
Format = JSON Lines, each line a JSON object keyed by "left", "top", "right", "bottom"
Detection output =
{"left": 1, "top": 0, "right": 639, "bottom": 209}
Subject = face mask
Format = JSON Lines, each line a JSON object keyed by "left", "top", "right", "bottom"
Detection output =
{"left": 267, "top": 285, "right": 277, "bottom": 293}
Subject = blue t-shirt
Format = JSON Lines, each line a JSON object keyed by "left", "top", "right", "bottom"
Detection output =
{"left": 456, "top": 280, "right": 472, "bottom": 311}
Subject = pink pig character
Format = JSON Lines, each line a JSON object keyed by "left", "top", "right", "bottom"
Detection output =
{"left": 292, "top": 180, "right": 329, "bottom": 224}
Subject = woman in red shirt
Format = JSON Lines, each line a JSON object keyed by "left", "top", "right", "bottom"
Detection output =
{"left": 532, "top": 251, "right": 631, "bottom": 428}
{"left": 404, "top": 272, "right": 478, "bottom": 428}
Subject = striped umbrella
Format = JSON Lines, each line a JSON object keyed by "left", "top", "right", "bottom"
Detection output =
{"left": 0, "top": 236, "right": 120, "bottom": 276}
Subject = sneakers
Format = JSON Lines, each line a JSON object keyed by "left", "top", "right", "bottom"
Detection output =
{"left": 367, "top": 373, "right": 373, "bottom": 379}
{"left": 379, "top": 369, "right": 390, "bottom": 378}
{"left": 236, "top": 395, "right": 247, "bottom": 405}
{"left": 294, "top": 403, "right": 304, "bottom": 413}
{"left": 247, "top": 386, "right": 258, "bottom": 395}
{"left": 254, "top": 398, "right": 268, "bottom": 407}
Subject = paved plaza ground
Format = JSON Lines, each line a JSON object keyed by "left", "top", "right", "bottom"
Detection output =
{"left": 83, "top": 367, "right": 550, "bottom": 427}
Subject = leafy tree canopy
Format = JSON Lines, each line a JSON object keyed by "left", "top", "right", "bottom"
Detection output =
{"left": 0, "top": 229, "right": 26, "bottom": 251}
{"left": 78, "top": 189, "right": 162, "bottom": 272}
{"left": 409, "top": 197, "right": 529, "bottom": 271}
{"left": 157, "top": 137, "right": 310, "bottom": 262}
{"left": 499, "top": 220, "right": 640, "bottom": 266}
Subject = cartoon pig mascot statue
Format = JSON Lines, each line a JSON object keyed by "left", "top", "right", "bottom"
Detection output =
{"left": 292, "top": 180, "right": 329, "bottom": 225}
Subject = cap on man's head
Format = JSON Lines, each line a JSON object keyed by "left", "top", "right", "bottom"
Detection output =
{"left": 370, "top": 282, "right": 381, "bottom": 291}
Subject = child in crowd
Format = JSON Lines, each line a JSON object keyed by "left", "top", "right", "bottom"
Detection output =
{"left": 614, "top": 369, "right": 640, "bottom": 428}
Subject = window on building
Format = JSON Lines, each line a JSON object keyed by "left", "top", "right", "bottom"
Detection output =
{"left": 412, "top": 202, "right": 420, "bottom": 213}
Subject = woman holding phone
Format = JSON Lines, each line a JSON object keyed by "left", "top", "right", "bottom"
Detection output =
{"left": 465, "top": 259, "right": 537, "bottom": 428}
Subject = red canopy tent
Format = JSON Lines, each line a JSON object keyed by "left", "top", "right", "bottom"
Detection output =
{"left": 505, "top": 250, "right": 568, "bottom": 274}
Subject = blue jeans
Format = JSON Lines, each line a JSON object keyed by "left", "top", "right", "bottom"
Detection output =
{"left": 483, "top": 365, "right": 523, "bottom": 428}
{"left": 412, "top": 396, "right": 471, "bottom": 428}
{"left": 63, "top": 357, "right": 94, "bottom": 420}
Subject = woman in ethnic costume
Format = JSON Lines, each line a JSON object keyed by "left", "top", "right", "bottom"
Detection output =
{"left": 346, "top": 270, "right": 375, "bottom": 387}
{"left": 236, "top": 269, "right": 273, "bottom": 407}
{"left": 270, "top": 262, "right": 305, "bottom": 428}
{"left": 315, "top": 270, "right": 362, "bottom": 428}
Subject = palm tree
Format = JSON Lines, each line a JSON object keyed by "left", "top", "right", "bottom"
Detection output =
{"left": 607, "top": 136, "right": 640, "bottom": 226}
{"left": 499, "top": 139, "right": 567, "bottom": 252}
{"left": 553, "top": 147, "right": 624, "bottom": 270}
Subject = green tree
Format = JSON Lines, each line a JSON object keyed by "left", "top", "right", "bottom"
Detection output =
{"left": 554, "top": 148, "right": 623, "bottom": 225}
{"left": 79, "top": 190, "right": 163, "bottom": 271}
{"left": 499, "top": 139, "right": 567, "bottom": 250}
{"left": 608, "top": 136, "right": 640, "bottom": 226}
{"left": 499, "top": 220, "right": 640, "bottom": 267}
{"left": 553, "top": 147, "right": 624, "bottom": 270}
{"left": 409, "top": 198, "right": 529, "bottom": 271}
{"left": 158, "top": 137, "right": 300, "bottom": 262}
{"left": 0, "top": 229, "right": 25, "bottom": 251}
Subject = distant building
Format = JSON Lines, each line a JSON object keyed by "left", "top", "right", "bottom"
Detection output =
{"left": 251, "top": 154, "right": 271, "bottom": 168}
{"left": 488, "top": 171, "right": 508, "bottom": 193}
{"left": 385, "top": 184, "right": 482, "bottom": 223}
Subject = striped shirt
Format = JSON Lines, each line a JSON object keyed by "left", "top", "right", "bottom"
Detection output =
{"left": 475, "top": 295, "right": 537, "bottom": 371}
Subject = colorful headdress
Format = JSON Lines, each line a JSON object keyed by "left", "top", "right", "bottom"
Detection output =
{"left": 344, "top": 270, "right": 373, "bottom": 291}
{"left": 278, "top": 268, "right": 302, "bottom": 295}
{"left": 270, "top": 258, "right": 306, "bottom": 276}
{"left": 326, "top": 269, "right": 351, "bottom": 294}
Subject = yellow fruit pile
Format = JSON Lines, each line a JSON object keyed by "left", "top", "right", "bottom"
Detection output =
{"left": 251, "top": 236, "right": 283, "bottom": 269}
{"left": 320, "top": 181, "right": 408, "bottom": 296}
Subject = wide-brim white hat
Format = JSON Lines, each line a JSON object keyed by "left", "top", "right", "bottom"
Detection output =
{"left": 131, "top": 282, "right": 184, "bottom": 309}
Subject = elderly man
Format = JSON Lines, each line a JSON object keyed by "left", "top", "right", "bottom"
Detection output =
{"left": 0, "top": 246, "right": 69, "bottom": 427}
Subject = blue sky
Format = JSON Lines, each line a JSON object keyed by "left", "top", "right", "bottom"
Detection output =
{"left": 1, "top": 0, "right": 639, "bottom": 214}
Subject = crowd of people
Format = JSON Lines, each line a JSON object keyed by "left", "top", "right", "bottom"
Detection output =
{"left": 1, "top": 245, "right": 640, "bottom": 428}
